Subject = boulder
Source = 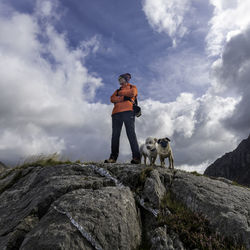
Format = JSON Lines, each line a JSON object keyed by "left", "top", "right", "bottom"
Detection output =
{"left": 169, "top": 171, "right": 250, "bottom": 249}
{"left": 142, "top": 170, "right": 166, "bottom": 208}
{"left": 21, "top": 187, "right": 141, "bottom": 250}
{"left": 0, "top": 164, "right": 140, "bottom": 250}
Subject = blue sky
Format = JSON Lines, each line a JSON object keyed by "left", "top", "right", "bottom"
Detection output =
{"left": 0, "top": 0, "right": 250, "bottom": 172}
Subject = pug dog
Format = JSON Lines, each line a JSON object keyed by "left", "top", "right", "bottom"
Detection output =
{"left": 140, "top": 137, "right": 158, "bottom": 166}
{"left": 157, "top": 137, "right": 174, "bottom": 169}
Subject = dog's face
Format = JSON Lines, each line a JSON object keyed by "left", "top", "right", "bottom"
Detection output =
{"left": 157, "top": 137, "right": 171, "bottom": 148}
{"left": 145, "top": 137, "right": 157, "bottom": 151}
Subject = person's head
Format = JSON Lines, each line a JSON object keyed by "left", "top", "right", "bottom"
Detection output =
{"left": 124, "top": 73, "right": 131, "bottom": 82}
{"left": 118, "top": 75, "right": 128, "bottom": 85}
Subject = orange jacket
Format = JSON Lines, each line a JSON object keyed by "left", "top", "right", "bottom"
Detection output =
{"left": 110, "top": 83, "right": 138, "bottom": 115}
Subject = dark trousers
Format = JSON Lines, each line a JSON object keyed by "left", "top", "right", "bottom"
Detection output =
{"left": 110, "top": 111, "right": 140, "bottom": 160}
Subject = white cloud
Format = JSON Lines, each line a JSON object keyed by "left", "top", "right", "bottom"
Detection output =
{"left": 177, "top": 161, "right": 210, "bottom": 174}
{"left": 0, "top": 124, "right": 65, "bottom": 159}
{"left": 207, "top": 0, "right": 250, "bottom": 57}
{"left": 206, "top": 1, "right": 250, "bottom": 136}
{"left": 0, "top": 0, "right": 246, "bottom": 172}
{"left": 142, "top": 0, "right": 190, "bottom": 43}
{"left": 0, "top": 1, "right": 106, "bottom": 165}
{"left": 0, "top": 13, "right": 40, "bottom": 59}
{"left": 210, "top": 26, "right": 250, "bottom": 135}
{"left": 35, "top": 0, "right": 61, "bottom": 20}
{"left": 135, "top": 92, "right": 239, "bottom": 168}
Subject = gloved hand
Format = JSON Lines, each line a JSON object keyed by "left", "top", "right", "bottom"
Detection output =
{"left": 123, "top": 96, "right": 131, "bottom": 101}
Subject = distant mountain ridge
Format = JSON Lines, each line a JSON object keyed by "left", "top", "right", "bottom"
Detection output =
{"left": 204, "top": 134, "right": 250, "bottom": 187}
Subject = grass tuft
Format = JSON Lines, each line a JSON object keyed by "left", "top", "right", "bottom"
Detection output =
{"left": 190, "top": 171, "right": 203, "bottom": 177}
{"left": 16, "top": 153, "right": 77, "bottom": 169}
{"left": 0, "top": 153, "right": 83, "bottom": 194}
{"left": 0, "top": 153, "right": 82, "bottom": 182}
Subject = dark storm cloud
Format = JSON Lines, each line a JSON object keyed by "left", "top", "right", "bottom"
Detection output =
{"left": 212, "top": 27, "right": 250, "bottom": 136}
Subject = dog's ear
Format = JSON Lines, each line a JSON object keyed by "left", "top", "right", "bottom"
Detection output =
{"left": 154, "top": 138, "right": 158, "bottom": 143}
{"left": 165, "top": 137, "right": 171, "bottom": 142}
{"left": 157, "top": 139, "right": 161, "bottom": 144}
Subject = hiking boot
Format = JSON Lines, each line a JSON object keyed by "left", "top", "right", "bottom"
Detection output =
{"left": 104, "top": 158, "right": 116, "bottom": 163}
{"left": 131, "top": 158, "right": 141, "bottom": 164}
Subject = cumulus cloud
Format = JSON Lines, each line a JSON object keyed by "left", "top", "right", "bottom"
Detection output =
{"left": 211, "top": 26, "right": 250, "bottom": 136}
{"left": 207, "top": 0, "right": 250, "bottom": 137}
{"left": 0, "top": 125, "right": 65, "bottom": 163}
{"left": 207, "top": 0, "right": 250, "bottom": 57}
{"left": 142, "top": 0, "right": 191, "bottom": 44}
{"left": 0, "top": 1, "right": 109, "bottom": 164}
{"left": 136, "top": 92, "right": 238, "bottom": 172}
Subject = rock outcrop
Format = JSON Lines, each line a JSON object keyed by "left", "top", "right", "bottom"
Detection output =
{"left": 1, "top": 162, "right": 250, "bottom": 249}
{"left": 0, "top": 164, "right": 141, "bottom": 250}
{"left": 204, "top": 134, "right": 250, "bottom": 187}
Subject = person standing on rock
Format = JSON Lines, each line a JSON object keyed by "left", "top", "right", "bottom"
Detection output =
{"left": 105, "top": 73, "right": 141, "bottom": 164}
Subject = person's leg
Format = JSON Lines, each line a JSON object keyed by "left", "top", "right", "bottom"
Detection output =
{"left": 110, "top": 113, "right": 123, "bottom": 160}
{"left": 123, "top": 111, "right": 140, "bottom": 161}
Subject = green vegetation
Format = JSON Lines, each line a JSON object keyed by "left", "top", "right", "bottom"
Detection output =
{"left": 0, "top": 153, "right": 83, "bottom": 182}
{"left": 190, "top": 171, "right": 203, "bottom": 177}
{"left": 16, "top": 153, "right": 73, "bottom": 168}
{"left": 158, "top": 192, "right": 246, "bottom": 250}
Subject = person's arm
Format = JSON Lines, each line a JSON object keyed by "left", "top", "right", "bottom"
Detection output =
{"left": 118, "top": 85, "right": 137, "bottom": 98}
{"left": 110, "top": 90, "right": 124, "bottom": 103}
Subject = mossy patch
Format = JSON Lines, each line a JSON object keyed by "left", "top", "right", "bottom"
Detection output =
{"left": 158, "top": 192, "right": 246, "bottom": 250}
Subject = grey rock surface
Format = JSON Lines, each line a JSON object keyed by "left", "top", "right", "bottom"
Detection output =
{"left": 1, "top": 162, "right": 250, "bottom": 249}
{"left": 0, "top": 164, "right": 140, "bottom": 250}
{"left": 169, "top": 170, "right": 250, "bottom": 249}
{"left": 21, "top": 187, "right": 141, "bottom": 250}
{"left": 142, "top": 169, "right": 166, "bottom": 208}
{"left": 149, "top": 226, "right": 185, "bottom": 250}
{"left": 205, "top": 134, "right": 250, "bottom": 187}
